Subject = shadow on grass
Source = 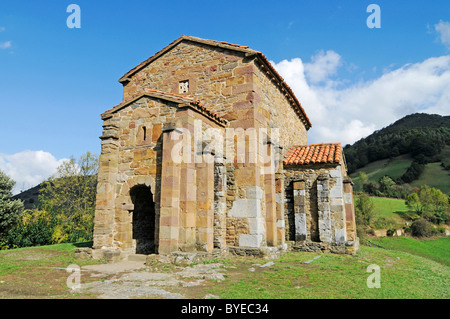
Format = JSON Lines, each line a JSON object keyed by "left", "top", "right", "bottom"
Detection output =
{"left": 393, "top": 210, "right": 417, "bottom": 221}
{"left": 73, "top": 241, "right": 93, "bottom": 248}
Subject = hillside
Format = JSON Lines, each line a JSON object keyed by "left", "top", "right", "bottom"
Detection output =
{"left": 11, "top": 183, "right": 42, "bottom": 210}
{"left": 350, "top": 147, "right": 450, "bottom": 194}
{"left": 345, "top": 113, "right": 450, "bottom": 193}
{"left": 344, "top": 113, "right": 450, "bottom": 172}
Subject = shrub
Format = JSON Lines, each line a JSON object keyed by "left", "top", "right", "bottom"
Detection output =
{"left": 409, "top": 218, "right": 436, "bottom": 237}
{"left": 5, "top": 209, "right": 55, "bottom": 248}
{"left": 0, "top": 170, "right": 24, "bottom": 239}
{"left": 355, "top": 193, "right": 375, "bottom": 226}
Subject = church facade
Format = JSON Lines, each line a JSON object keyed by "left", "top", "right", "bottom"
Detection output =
{"left": 92, "top": 35, "right": 358, "bottom": 261}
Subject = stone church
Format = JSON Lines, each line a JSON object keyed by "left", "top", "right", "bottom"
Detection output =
{"left": 91, "top": 35, "right": 358, "bottom": 261}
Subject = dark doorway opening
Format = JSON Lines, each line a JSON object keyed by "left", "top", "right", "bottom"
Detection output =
{"left": 130, "top": 185, "right": 156, "bottom": 254}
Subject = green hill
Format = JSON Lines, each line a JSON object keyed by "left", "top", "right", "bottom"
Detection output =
{"left": 350, "top": 149, "right": 450, "bottom": 194}
{"left": 350, "top": 154, "right": 412, "bottom": 187}
{"left": 345, "top": 113, "right": 450, "bottom": 194}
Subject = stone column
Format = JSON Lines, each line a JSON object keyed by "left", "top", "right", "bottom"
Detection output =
{"left": 275, "top": 146, "right": 285, "bottom": 246}
{"left": 293, "top": 180, "right": 307, "bottom": 241}
{"left": 179, "top": 157, "right": 196, "bottom": 251}
{"left": 343, "top": 178, "right": 357, "bottom": 241}
{"left": 214, "top": 158, "right": 227, "bottom": 249}
{"left": 317, "top": 175, "right": 332, "bottom": 243}
{"left": 196, "top": 150, "right": 214, "bottom": 252}
{"left": 226, "top": 123, "right": 264, "bottom": 249}
{"left": 264, "top": 142, "right": 277, "bottom": 246}
{"left": 158, "top": 127, "right": 182, "bottom": 254}
{"left": 178, "top": 117, "right": 197, "bottom": 252}
{"left": 93, "top": 123, "right": 119, "bottom": 251}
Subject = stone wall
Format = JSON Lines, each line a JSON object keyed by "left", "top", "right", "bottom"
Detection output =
{"left": 283, "top": 162, "right": 358, "bottom": 254}
{"left": 93, "top": 37, "right": 339, "bottom": 259}
{"left": 252, "top": 61, "right": 308, "bottom": 150}
{"left": 93, "top": 93, "right": 229, "bottom": 257}
{"left": 122, "top": 41, "right": 253, "bottom": 120}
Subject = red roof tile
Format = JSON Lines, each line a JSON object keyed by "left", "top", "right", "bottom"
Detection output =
{"left": 283, "top": 143, "right": 342, "bottom": 165}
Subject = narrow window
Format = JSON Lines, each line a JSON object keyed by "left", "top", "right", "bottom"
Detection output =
{"left": 179, "top": 80, "right": 189, "bottom": 93}
{"left": 143, "top": 126, "right": 147, "bottom": 141}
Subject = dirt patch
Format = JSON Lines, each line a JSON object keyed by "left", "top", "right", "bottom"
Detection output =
{"left": 0, "top": 265, "right": 73, "bottom": 298}
{"left": 77, "top": 261, "right": 226, "bottom": 299}
{"left": 1, "top": 249, "right": 58, "bottom": 262}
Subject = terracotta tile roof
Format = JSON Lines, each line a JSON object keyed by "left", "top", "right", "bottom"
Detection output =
{"left": 118, "top": 35, "right": 312, "bottom": 130}
{"left": 283, "top": 143, "right": 342, "bottom": 165}
{"left": 101, "top": 88, "right": 228, "bottom": 126}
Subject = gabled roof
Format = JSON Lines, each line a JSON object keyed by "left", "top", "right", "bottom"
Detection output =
{"left": 283, "top": 143, "right": 342, "bottom": 165}
{"left": 101, "top": 88, "right": 228, "bottom": 126}
{"left": 118, "top": 35, "right": 312, "bottom": 129}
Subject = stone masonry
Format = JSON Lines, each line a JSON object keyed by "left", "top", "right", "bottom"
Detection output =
{"left": 92, "top": 36, "right": 358, "bottom": 261}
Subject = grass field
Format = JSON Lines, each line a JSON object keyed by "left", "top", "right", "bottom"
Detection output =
{"left": 0, "top": 240, "right": 448, "bottom": 299}
{"left": 370, "top": 236, "right": 450, "bottom": 266}
{"left": 354, "top": 196, "right": 415, "bottom": 229}
{"left": 371, "top": 196, "right": 410, "bottom": 218}
{"left": 350, "top": 154, "right": 412, "bottom": 188}
{"left": 207, "top": 245, "right": 449, "bottom": 299}
{"left": 411, "top": 162, "right": 450, "bottom": 194}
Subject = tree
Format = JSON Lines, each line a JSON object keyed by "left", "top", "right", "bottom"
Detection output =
{"left": 39, "top": 152, "right": 99, "bottom": 243}
{"left": 359, "top": 172, "right": 369, "bottom": 186}
{"left": 406, "top": 185, "right": 449, "bottom": 225}
{"left": 355, "top": 193, "right": 376, "bottom": 226}
{"left": 406, "top": 192, "right": 422, "bottom": 214}
{"left": 379, "top": 176, "right": 396, "bottom": 196}
{"left": 0, "top": 170, "right": 24, "bottom": 241}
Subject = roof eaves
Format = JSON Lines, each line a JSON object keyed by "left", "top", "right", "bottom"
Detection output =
{"left": 253, "top": 52, "right": 312, "bottom": 130}
{"left": 118, "top": 35, "right": 257, "bottom": 84}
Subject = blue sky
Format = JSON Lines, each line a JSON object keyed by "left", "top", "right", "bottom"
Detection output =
{"left": 0, "top": 0, "right": 449, "bottom": 193}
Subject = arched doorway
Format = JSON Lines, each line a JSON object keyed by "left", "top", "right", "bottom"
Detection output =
{"left": 130, "top": 185, "right": 156, "bottom": 254}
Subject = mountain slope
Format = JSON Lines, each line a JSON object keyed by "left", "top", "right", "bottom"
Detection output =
{"left": 344, "top": 113, "right": 450, "bottom": 192}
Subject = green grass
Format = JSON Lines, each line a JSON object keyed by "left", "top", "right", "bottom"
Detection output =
{"left": 0, "top": 242, "right": 100, "bottom": 276}
{"left": 370, "top": 196, "right": 417, "bottom": 228}
{"left": 370, "top": 236, "right": 450, "bottom": 266}
{"left": 1, "top": 240, "right": 449, "bottom": 299}
{"left": 371, "top": 197, "right": 410, "bottom": 219}
{"left": 350, "top": 154, "right": 412, "bottom": 186}
{"left": 411, "top": 162, "right": 450, "bottom": 194}
{"left": 354, "top": 196, "right": 415, "bottom": 228}
{"left": 208, "top": 245, "right": 450, "bottom": 299}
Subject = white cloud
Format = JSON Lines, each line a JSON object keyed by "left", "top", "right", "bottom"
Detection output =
{"left": 0, "top": 41, "right": 11, "bottom": 49}
{"left": 303, "top": 50, "right": 342, "bottom": 84}
{"left": 272, "top": 52, "right": 450, "bottom": 146}
{"left": 435, "top": 20, "right": 450, "bottom": 47}
{"left": 0, "top": 27, "right": 5, "bottom": 32}
{"left": 0, "top": 150, "right": 68, "bottom": 195}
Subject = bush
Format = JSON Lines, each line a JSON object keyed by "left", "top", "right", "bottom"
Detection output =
{"left": 409, "top": 218, "right": 436, "bottom": 237}
{"left": 373, "top": 217, "right": 397, "bottom": 230}
{"left": 355, "top": 193, "right": 375, "bottom": 226}
{"left": 5, "top": 209, "right": 56, "bottom": 248}
{"left": 0, "top": 170, "right": 24, "bottom": 239}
